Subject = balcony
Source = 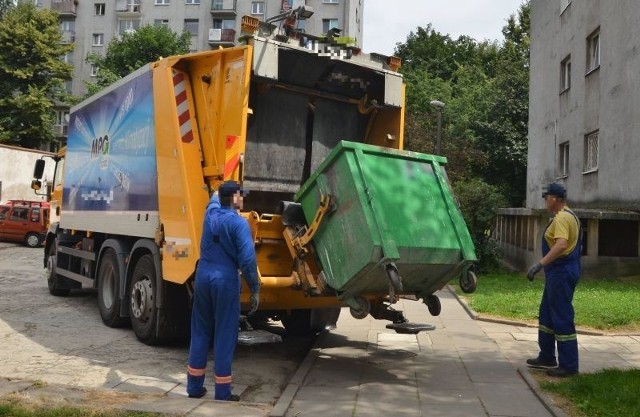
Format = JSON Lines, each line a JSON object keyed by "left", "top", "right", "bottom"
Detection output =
{"left": 53, "top": 124, "right": 69, "bottom": 137}
{"left": 115, "top": 0, "right": 141, "bottom": 16}
{"left": 210, "top": 0, "right": 236, "bottom": 18}
{"left": 51, "top": 0, "right": 77, "bottom": 17}
{"left": 208, "top": 28, "right": 236, "bottom": 47}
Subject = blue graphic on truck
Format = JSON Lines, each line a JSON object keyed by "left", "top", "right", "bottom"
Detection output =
{"left": 64, "top": 70, "right": 158, "bottom": 212}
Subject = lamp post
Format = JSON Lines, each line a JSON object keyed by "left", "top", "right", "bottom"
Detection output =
{"left": 430, "top": 100, "right": 445, "bottom": 155}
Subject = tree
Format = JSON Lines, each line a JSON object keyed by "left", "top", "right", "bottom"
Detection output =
{"left": 0, "top": 0, "right": 14, "bottom": 19}
{"left": 86, "top": 24, "right": 191, "bottom": 95}
{"left": 472, "top": 2, "right": 530, "bottom": 206}
{"left": 0, "top": 1, "right": 74, "bottom": 148}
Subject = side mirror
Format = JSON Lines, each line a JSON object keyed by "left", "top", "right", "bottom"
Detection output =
{"left": 33, "top": 159, "right": 45, "bottom": 179}
{"left": 31, "top": 179, "right": 42, "bottom": 191}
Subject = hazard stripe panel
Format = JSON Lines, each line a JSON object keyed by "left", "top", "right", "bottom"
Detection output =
{"left": 173, "top": 70, "right": 194, "bottom": 144}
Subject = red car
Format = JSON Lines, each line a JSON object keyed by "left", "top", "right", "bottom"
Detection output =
{"left": 0, "top": 201, "right": 49, "bottom": 247}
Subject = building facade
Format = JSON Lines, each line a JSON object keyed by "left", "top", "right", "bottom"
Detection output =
{"left": 39, "top": 0, "right": 365, "bottom": 137}
{"left": 496, "top": 0, "right": 640, "bottom": 278}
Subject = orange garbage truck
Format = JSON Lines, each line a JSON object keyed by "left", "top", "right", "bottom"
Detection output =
{"left": 32, "top": 16, "right": 477, "bottom": 345}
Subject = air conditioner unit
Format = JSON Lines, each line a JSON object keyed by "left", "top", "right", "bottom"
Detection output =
{"left": 208, "top": 28, "right": 222, "bottom": 41}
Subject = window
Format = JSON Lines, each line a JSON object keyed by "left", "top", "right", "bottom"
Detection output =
{"left": 212, "top": 0, "right": 223, "bottom": 9}
{"left": 61, "top": 51, "right": 73, "bottom": 64}
{"left": 184, "top": 19, "right": 199, "bottom": 36}
{"left": 213, "top": 19, "right": 235, "bottom": 29}
{"left": 155, "top": 0, "right": 170, "bottom": 4}
{"left": 558, "top": 142, "right": 569, "bottom": 177}
{"left": 185, "top": 0, "right": 200, "bottom": 4}
{"left": 154, "top": 19, "right": 169, "bottom": 26}
{"left": 10, "top": 208, "right": 28, "bottom": 221}
{"left": 583, "top": 130, "right": 599, "bottom": 172}
{"left": 90, "top": 64, "right": 98, "bottom": 77}
{"left": 92, "top": 33, "right": 104, "bottom": 46}
{"left": 119, "top": 19, "right": 140, "bottom": 34}
{"left": 94, "top": 3, "right": 105, "bottom": 15}
{"left": 560, "top": 55, "right": 571, "bottom": 92}
{"left": 586, "top": 29, "right": 600, "bottom": 73}
{"left": 60, "top": 20, "right": 75, "bottom": 32}
{"left": 323, "top": 0, "right": 338, "bottom": 3}
{"left": 322, "top": 18, "right": 339, "bottom": 33}
{"left": 251, "top": 2, "right": 265, "bottom": 14}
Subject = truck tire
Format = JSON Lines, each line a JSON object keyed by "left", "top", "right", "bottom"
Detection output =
{"left": 98, "top": 248, "right": 128, "bottom": 328}
{"left": 47, "top": 243, "right": 70, "bottom": 297}
{"left": 129, "top": 254, "right": 160, "bottom": 345}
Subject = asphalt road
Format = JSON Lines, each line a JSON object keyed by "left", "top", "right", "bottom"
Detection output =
{"left": 0, "top": 242, "right": 313, "bottom": 405}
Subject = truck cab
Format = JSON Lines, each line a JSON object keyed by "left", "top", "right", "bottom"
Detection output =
{"left": 0, "top": 200, "right": 49, "bottom": 247}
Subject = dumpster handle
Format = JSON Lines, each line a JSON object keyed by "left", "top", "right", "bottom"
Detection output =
{"left": 288, "top": 193, "right": 334, "bottom": 258}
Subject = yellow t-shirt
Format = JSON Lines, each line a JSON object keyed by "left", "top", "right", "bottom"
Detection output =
{"left": 544, "top": 208, "right": 579, "bottom": 257}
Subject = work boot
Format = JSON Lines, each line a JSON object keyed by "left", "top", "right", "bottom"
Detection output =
{"left": 547, "top": 367, "right": 578, "bottom": 378}
{"left": 526, "top": 356, "right": 557, "bottom": 368}
{"left": 229, "top": 394, "right": 240, "bottom": 402}
{"left": 188, "top": 387, "right": 207, "bottom": 398}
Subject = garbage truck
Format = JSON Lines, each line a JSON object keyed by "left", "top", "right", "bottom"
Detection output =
{"left": 32, "top": 15, "right": 477, "bottom": 345}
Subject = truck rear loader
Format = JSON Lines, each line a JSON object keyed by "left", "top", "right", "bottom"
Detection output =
{"left": 32, "top": 15, "right": 477, "bottom": 345}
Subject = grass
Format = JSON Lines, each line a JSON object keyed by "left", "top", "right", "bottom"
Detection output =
{"left": 539, "top": 368, "right": 640, "bottom": 417}
{"left": 453, "top": 272, "right": 640, "bottom": 332}
{"left": 0, "top": 402, "right": 167, "bottom": 417}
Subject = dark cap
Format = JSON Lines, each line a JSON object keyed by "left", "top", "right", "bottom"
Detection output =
{"left": 218, "top": 181, "right": 246, "bottom": 198}
{"left": 542, "top": 183, "right": 566, "bottom": 199}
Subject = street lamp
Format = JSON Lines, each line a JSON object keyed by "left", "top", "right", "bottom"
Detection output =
{"left": 430, "top": 100, "right": 445, "bottom": 155}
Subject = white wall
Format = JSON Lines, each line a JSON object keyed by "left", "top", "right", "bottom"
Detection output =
{"left": 0, "top": 145, "right": 55, "bottom": 203}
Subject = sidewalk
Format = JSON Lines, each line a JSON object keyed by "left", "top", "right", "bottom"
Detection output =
{"left": 2, "top": 288, "right": 639, "bottom": 417}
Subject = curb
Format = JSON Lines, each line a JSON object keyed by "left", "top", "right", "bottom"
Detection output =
{"left": 518, "top": 367, "right": 571, "bottom": 417}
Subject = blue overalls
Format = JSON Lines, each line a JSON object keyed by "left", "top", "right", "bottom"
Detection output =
{"left": 187, "top": 194, "right": 259, "bottom": 400}
{"left": 537, "top": 209, "right": 582, "bottom": 373}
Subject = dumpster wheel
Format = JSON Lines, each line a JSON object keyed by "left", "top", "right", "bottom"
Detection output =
{"left": 460, "top": 270, "right": 478, "bottom": 293}
{"left": 349, "top": 296, "right": 370, "bottom": 319}
{"left": 424, "top": 294, "right": 441, "bottom": 316}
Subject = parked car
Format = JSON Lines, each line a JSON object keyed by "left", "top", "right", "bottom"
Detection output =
{"left": 0, "top": 201, "right": 49, "bottom": 247}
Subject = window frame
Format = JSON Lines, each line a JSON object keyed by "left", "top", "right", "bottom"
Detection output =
{"left": 154, "top": 19, "right": 170, "bottom": 26}
{"left": 92, "top": 33, "right": 104, "bottom": 46}
{"left": 558, "top": 141, "right": 570, "bottom": 178}
{"left": 90, "top": 64, "right": 98, "bottom": 77}
{"left": 560, "top": 55, "right": 571, "bottom": 93}
{"left": 322, "top": 0, "right": 339, "bottom": 3}
{"left": 184, "top": 18, "right": 199, "bottom": 36}
{"left": 583, "top": 130, "right": 599, "bottom": 174}
{"left": 94, "top": 3, "right": 105, "bottom": 15}
{"left": 251, "top": 1, "right": 265, "bottom": 15}
{"left": 322, "top": 18, "right": 339, "bottom": 33}
{"left": 586, "top": 28, "right": 600, "bottom": 75}
{"left": 185, "top": 0, "right": 200, "bottom": 4}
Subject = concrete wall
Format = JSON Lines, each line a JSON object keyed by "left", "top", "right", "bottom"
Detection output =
{"left": 0, "top": 145, "right": 55, "bottom": 203}
{"left": 527, "top": 0, "right": 640, "bottom": 211}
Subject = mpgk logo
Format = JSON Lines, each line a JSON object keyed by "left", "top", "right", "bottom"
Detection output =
{"left": 91, "top": 135, "right": 110, "bottom": 158}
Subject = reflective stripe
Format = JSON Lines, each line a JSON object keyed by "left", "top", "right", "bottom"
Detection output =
{"left": 215, "top": 374, "right": 233, "bottom": 384}
{"left": 187, "top": 365, "right": 206, "bottom": 377}
{"left": 539, "top": 324, "right": 555, "bottom": 335}
{"left": 556, "top": 333, "right": 577, "bottom": 342}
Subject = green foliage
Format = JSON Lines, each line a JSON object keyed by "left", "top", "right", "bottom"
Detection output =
{"left": 86, "top": 24, "right": 191, "bottom": 95}
{"left": 455, "top": 273, "right": 640, "bottom": 331}
{"left": 0, "top": 0, "right": 14, "bottom": 19}
{"left": 0, "top": 1, "right": 73, "bottom": 148}
{"left": 541, "top": 369, "right": 640, "bottom": 417}
{"left": 396, "top": 2, "right": 530, "bottom": 206}
{"left": 453, "top": 179, "right": 508, "bottom": 271}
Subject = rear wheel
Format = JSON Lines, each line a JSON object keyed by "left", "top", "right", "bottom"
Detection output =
{"left": 25, "top": 233, "right": 41, "bottom": 248}
{"left": 129, "top": 254, "right": 160, "bottom": 345}
{"left": 460, "top": 271, "right": 478, "bottom": 294}
{"left": 98, "top": 248, "right": 128, "bottom": 327}
{"left": 47, "top": 243, "right": 70, "bottom": 296}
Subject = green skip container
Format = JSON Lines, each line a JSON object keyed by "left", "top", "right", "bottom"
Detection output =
{"left": 295, "top": 141, "right": 477, "bottom": 301}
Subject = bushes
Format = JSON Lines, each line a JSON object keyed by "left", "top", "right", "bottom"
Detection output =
{"left": 453, "top": 178, "right": 507, "bottom": 272}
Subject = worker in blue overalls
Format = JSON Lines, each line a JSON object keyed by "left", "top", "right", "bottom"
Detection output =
{"left": 526, "top": 182, "right": 582, "bottom": 377}
{"left": 187, "top": 181, "right": 261, "bottom": 400}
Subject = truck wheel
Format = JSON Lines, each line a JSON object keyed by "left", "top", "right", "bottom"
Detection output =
{"left": 98, "top": 249, "right": 128, "bottom": 328}
{"left": 25, "top": 233, "right": 41, "bottom": 248}
{"left": 47, "top": 243, "right": 69, "bottom": 296}
{"left": 129, "top": 254, "right": 160, "bottom": 345}
{"left": 281, "top": 309, "right": 313, "bottom": 336}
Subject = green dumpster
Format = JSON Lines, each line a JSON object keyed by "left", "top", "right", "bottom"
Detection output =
{"left": 294, "top": 141, "right": 477, "bottom": 301}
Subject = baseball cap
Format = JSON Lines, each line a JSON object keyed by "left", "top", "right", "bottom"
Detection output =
{"left": 217, "top": 181, "right": 247, "bottom": 198}
{"left": 542, "top": 183, "right": 566, "bottom": 199}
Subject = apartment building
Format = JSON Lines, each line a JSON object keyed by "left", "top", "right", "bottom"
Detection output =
{"left": 39, "top": 0, "right": 364, "bottom": 137}
{"left": 496, "top": 0, "right": 640, "bottom": 278}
